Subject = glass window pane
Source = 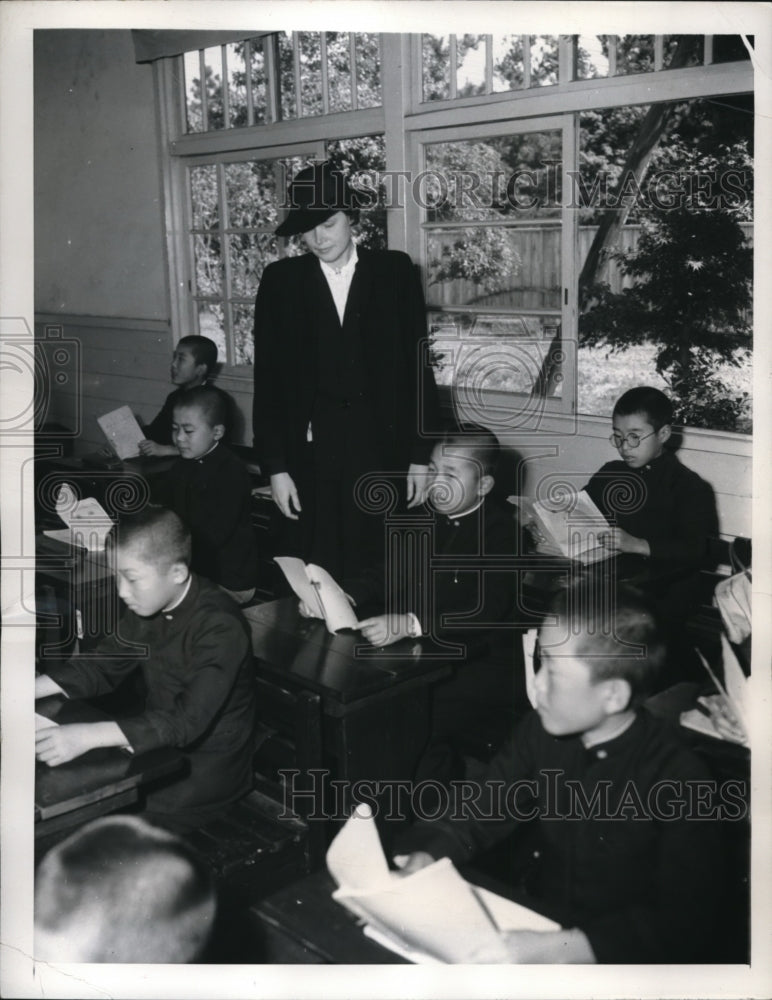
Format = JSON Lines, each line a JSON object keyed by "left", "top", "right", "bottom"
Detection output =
{"left": 184, "top": 51, "right": 204, "bottom": 132}
{"left": 662, "top": 35, "right": 703, "bottom": 69}
{"left": 228, "top": 233, "right": 279, "bottom": 297}
{"left": 197, "top": 303, "right": 226, "bottom": 359}
{"left": 299, "top": 32, "right": 323, "bottom": 116}
{"left": 423, "top": 34, "right": 450, "bottom": 101}
{"left": 492, "top": 35, "right": 525, "bottom": 91}
{"left": 576, "top": 35, "right": 609, "bottom": 79}
{"left": 616, "top": 36, "right": 655, "bottom": 75}
{"left": 226, "top": 41, "right": 248, "bottom": 128}
{"left": 202, "top": 46, "right": 224, "bottom": 129}
{"left": 193, "top": 234, "right": 222, "bottom": 296}
{"left": 530, "top": 35, "right": 559, "bottom": 87}
{"left": 712, "top": 35, "right": 752, "bottom": 63}
{"left": 248, "top": 37, "right": 268, "bottom": 124}
{"left": 356, "top": 33, "right": 382, "bottom": 108}
{"left": 231, "top": 303, "right": 256, "bottom": 365}
{"left": 426, "top": 227, "right": 561, "bottom": 310}
{"left": 278, "top": 32, "right": 297, "bottom": 120}
{"left": 429, "top": 311, "right": 563, "bottom": 398}
{"left": 327, "top": 135, "right": 387, "bottom": 250}
{"left": 224, "top": 160, "right": 280, "bottom": 229}
{"left": 424, "top": 132, "right": 563, "bottom": 224}
{"left": 189, "top": 166, "right": 218, "bottom": 230}
{"left": 327, "top": 32, "right": 352, "bottom": 112}
{"left": 456, "top": 35, "right": 487, "bottom": 97}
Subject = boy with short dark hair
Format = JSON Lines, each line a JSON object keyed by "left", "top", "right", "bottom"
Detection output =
{"left": 350, "top": 424, "right": 526, "bottom": 783}
{"left": 157, "top": 385, "right": 258, "bottom": 605}
{"left": 588, "top": 386, "right": 717, "bottom": 575}
{"left": 35, "top": 507, "right": 257, "bottom": 832}
{"left": 140, "top": 335, "right": 231, "bottom": 457}
{"left": 394, "top": 581, "right": 722, "bottom": 964}
{"left": 35, "top": 815, "right": 217, "bottom": 963}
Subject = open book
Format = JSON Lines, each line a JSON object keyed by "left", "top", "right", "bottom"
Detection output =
{"left": 42, "top": 483, "right": 114, "bottom": 552}
{"left": 326, "top": 804, "right": 560, "bottom": 964}
{"left": 508, "top": 490, "right": 612, "bottom": 565}
{"left": 680, "top": 635, "right": 749, "bottom": 747}
{"left": 274, "top": 556, "right": 359, "bottom": 634}
{"left": 97, "top": 405, "right": 145, "bottom": 460}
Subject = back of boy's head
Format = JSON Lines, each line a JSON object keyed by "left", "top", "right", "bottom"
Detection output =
{"left": 613, "top": 386, "right": 673, "bottom": 430}
{"left": 546, "top": 579, "right": 665, "bottom": 704}
{"left": 178, "top": 335, "right": 218, "bottom": 376}
{"left": 173, "top": 385, "right": 227, "bottom": 429}
{"left": 34, "top": 816, "right": 216, "bottom": 963}
{"left": 440, "top": 422, "right": 501, "bottom": 477}
{"left": 109, "top": 506, "right": 191, "bottom": 570}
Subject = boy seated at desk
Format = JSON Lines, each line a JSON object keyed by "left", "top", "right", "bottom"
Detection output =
{"left": 139, "top": 335, "right": 233, "bottom": 458}
{"left": 586, "top": 386, "right": 718, "bottom": 637}
{"left": 35, "top": 507, "right": 257, "bottom": 834}
{"left": 35, "top": 815, "right": 216, "bottom": 963}
{"left": 155, "top": 385, "right": 258, "bottom": 606}
{"left": 393, "top": 581, "right": 722, "bottom": 964}
{"left": 347, "top": 424, "right": 527, "bottom": 784}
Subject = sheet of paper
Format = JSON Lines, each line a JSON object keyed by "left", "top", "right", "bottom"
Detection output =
{"left": 306, "top": 564, "right": 359, "bottom": 633}
{"left": 273, "top": 556, "right": 324, "bottom": 618}
{"left": 533, "top": 489, "right": 611, "bottom": 563}
{"left": 333, "top": 858, "right": 510, "bottom": 963}
{"left": 326, "top": 802, "right": 391, "bottom": 891}
{"left": 97, "top": 405, "right": 145, "bottom": 459}
{"left": 721, "top": 632, "right": 749, "bottom": 729}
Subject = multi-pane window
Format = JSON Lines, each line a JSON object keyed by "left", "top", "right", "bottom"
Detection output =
{"left": 183, "top": 32, "right": 381, "bottom": 133}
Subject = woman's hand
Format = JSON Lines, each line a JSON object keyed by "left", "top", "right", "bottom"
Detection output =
{"left": 392, "top": 851, "right": 435, "bottom": 876}
{"left": 271, "top": 472, "right": 302, "bottom": 520}
{"left": 407, "top": 464, "right": 429, "bottom": 508}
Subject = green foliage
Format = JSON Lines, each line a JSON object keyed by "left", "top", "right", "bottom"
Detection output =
{"left": 580, "top": 208, "right": 752, "bottom": 431}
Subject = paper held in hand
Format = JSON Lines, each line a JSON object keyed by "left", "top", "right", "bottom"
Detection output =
{"left": 42, "top": 483, "right": 114, "bottom": 552}
{"left": 274, "top": 556, "right": 359, "bottom": 634}
{"left": 97, "top": 405, "right": 145, "bottom": 460}
{"left": 508, "top": 490, "right": 612, "bottom": 565}
{"left": 326, "top": 803, "right": 560, "bottom": 964}
{"left": 680, "top": 635, "right": 750, "bottom": 747}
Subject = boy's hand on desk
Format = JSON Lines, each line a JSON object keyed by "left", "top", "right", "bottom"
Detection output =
{"left": 502, "top": 928, "right": 596, "bottom": 964}
{"left": 35, "top": 674, "right": 66, "bottom": 699}
{"left": 139, "top": 440, "right": 178, "bottom": 457}
{"left": 599, "top": 527, "right": 650, "bottom": 557}
{"left": 392, "top": 851, "right": 435, "bottom": 876}
{"left": 270, "top": 472, "right": 301, "bottom": 520}
{"left": 407, "top": 464, "right": 429, "bottom": 508}
{"left": 35, "top": 721, "right": 130, "bottom": 766}
{"left": 359, "top": 614, "right": 412, "bottom": 647}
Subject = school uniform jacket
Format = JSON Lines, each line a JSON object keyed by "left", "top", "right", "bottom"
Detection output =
{"left": 398, "top": 709, "right": 725, "bottom": 963}
{"left": 45, "top": 574, "right": 257, "bottom": 828}
{"left": 252, "top": 248, "right": 440, "bottom": 480}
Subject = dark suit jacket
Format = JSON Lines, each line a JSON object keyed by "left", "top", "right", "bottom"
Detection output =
{"left": 252, "top": 248, "right": 439, "bottom": 480}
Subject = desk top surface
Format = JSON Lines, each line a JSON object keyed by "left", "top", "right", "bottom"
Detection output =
{"left": 244, "top": 600, "right": 453, "bottom": 708}
{"left": 35, "top": 696, "right": 185, "bottom": 822}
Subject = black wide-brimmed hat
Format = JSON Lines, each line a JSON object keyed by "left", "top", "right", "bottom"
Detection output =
{"left": 275, "top": 160, "right": 359, "bottom": 237}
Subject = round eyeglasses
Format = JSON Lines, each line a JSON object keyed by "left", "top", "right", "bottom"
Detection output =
{"left": 609, "top": 430, "right": 657, "bottom": 449}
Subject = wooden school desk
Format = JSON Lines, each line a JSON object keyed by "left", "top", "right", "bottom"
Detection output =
{"left": 35, "top": 695, "right": 185, "bottom": 847}
{"left": 243, "top": 600, "right": 453, "bottom": 796}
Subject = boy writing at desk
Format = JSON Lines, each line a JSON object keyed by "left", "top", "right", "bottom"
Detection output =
{"left": 393, "top": 582, "right": 723, "bottom": 963}
{"left": 347, "top": 425, "right": 526, "bottom": 784}
{"left": 155, "top": 385, "right": 258, "bottom": 606}
{"left": 35, "top": 507, "right": 257, "bottom": 833}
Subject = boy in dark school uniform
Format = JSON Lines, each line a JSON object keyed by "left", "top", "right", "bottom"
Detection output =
{"left": 349, "top": 425, "right": 526, "bottom": 783}
{"left": 140, "top": 335, "right": 232, "bottom": 457}
{"left": 158, "top": 385, "right": 258, "bottom": 605}
{"left": 34, "top": 815, "right": 217, "bottom": 963}
{"left": 35, "top": 507, "right": 257, "bottom": 833}
{"left": 586, "top": 386, "right": 718, "bottom": 645}
{"left": 394, "top": 582, "right": 725, "bottom": 964}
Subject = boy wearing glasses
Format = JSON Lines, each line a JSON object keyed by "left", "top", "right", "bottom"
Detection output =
{"left": 585, "top": 387, "right": 718, "bottom": 665}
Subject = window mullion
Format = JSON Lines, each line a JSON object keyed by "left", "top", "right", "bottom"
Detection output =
{"left": 199, "top": 49, "right": 208, "bottom": 131}
{"left": 523, "top": 36, "right": 531, "bottom": 89}
{"left": 265, "top": 34, "right": 281, "bottom": 123}
{"left": 704, "top": 36, "right": 714, "bottom": 66}
{"left": 608, "top": 36, "right": 618, "bottom": 77}
{"left": 217, "top": 162, "right": 236, "bottom": 363}
{"left": 350, "top": 34, "right": 359, "bottom": 111}
{"left": 221, "top": 45, "right": 229, "bottom": 128}
{"left": 449, "top": 35, "right": 458, "bottom": 100}
{"left": 244, "top": 39, "right": 254, "bottom": 127}
{"left": 485, "top": 35, "right": 493, "bottom": 94}
{"left": 320, "top": 33, "right": 330, "bottom": 115}
{"left": 293, "top": 32, "right": 303, "bottom": 117}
